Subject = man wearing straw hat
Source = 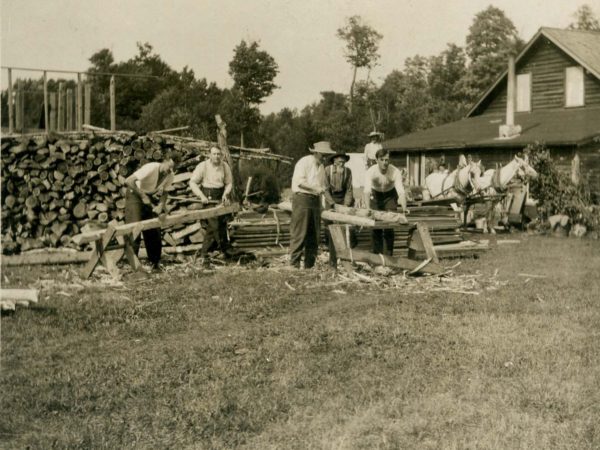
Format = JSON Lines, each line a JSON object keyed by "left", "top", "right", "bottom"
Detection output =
{"left": 364, "top": 131, "right": 383, "bottom": 169}
{"left": 289, "top": 141, "right": 336, "bottom": 269}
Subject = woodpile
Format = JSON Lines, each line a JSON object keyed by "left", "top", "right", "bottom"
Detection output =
{"left": 1, "top": 131, "right": 291, "bottom": 255}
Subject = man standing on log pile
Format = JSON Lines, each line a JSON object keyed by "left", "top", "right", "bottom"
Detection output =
{"left": 125, "top": 153, "right": 177, "bottom": 272}
{"left": 364, "top": 131, "right": 383, "bottom": 169}
{"left": 324, "top": 150, "right": 355, "bottom": 268}
{"left": 289, "top": 141, "right": 336, "bottom": 269}
{"left": 189, "top": 146, "right": 233, "bottom": 268}
{"left": 363, "top": 148, "right": 408, "bottom": 256}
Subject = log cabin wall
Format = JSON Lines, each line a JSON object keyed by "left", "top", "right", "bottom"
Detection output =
{"left": 477, "top": 38, "right": 600, "bottom": 115}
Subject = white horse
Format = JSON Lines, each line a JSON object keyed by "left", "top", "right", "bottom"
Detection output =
{"left": 469, "top": 155, "right": 538, "bottom": 233}
{"left": 424, "top": 156, "right": 483, "bottom": 200}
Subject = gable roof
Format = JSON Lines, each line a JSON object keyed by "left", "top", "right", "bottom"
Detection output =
{"left": 383, "top": 106, "right": 600, "bottom": 152}
{"left": 466, "top": 27, "right": 600, "bottom": 117}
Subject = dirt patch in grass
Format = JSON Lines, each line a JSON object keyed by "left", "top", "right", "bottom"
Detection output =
{"left": 1, "top": 235, "right": 599, "bottom": 449}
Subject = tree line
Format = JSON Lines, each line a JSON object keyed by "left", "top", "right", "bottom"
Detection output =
{"left": 2, "top": 4, "right": 598, "bottom": 165}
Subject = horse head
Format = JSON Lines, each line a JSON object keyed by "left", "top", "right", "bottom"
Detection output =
{"left": 514, "top": 154, "right": 538, "bottom": 180}
{"left": 468, "top": 160, "right": 484, "bottom": 193}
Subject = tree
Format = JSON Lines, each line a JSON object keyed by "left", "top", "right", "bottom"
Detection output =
{"left": 464, "top": 6, "right": 524, "bottom": 101}
{"left": 228, "top": 40, "right": 279, "bottom": 146}
{"left": 568, "top": 4, "right": 600, "bottom": 31}
{"left": 86, "top": 43, "right": 177, "bottom": 131}
{"left": 336, "top": 15, "right": 382, "bottom": 113}
{"left": 138, "top": 67, "right": 224, "bottom": 140}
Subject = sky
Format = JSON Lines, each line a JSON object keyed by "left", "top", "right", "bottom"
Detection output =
{"left": 1, "top": 0, "right": 598, "bottom": 114}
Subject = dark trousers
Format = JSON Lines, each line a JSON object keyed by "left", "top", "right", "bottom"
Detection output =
{"left": 125, "top": 189, "right": 162, "bottom": 266}
{"left": 289, "top": 193, "right": 320, "bottom": 268}
{"left": 371, "top": 189, "right": 398, "bottom": 256}
{"left": 201, "top": 187, "right": 229, "bottom": 257}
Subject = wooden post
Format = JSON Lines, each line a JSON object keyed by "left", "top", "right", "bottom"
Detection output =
{"left": 15, "top": 79, "right": 22, "bottom": 132}
{"left": 110, "top": 75, "right": 116, "bottom": 131}
{"left": 7, "top": 68, "right": 13, "bottom": 134}
{"left": 84, "top": 82, "right": 91, "bottom": 126}
{"left": 57, "top": 82, "right": 65, "bottom": 131}
{"left": 77, "top": 73, "right": 83, "bottom": 131}
{"left": 43, "top": 71, "right": 49, "bottom": 134}
{"left": 66, "top": 88, "right": 73, "bottom": 131}
{"left": 49, "top": 92, "right": 57, "bottom": 131}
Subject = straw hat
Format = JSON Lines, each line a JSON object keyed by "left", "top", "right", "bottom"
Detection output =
{"left": 309, "top": 141, "right": 337, "bottom": 155}
{"left": 368, "top": 131, "right": 382, "bottom": 138}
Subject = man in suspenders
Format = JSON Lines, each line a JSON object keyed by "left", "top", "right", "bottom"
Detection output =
{"left": 324, "top": 150, "right": 355, "bottom": 268}
{"left": 189, "top": 146, "right": 233, "bottom": 267}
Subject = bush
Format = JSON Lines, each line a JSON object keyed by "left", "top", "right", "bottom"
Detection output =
{"left": 527, "top": 142, "right": 600, "bottom": 230}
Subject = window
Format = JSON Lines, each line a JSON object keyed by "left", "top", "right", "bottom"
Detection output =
{"left": 516, "top": 73, "right": 531, "bottom": 112}
{"left": 565, "top": 66, "right": 584, "bottom": 107}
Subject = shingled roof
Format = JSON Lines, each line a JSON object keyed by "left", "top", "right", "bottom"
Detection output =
{"left": 467, "top": 27, "right": 600, "bottom": 117}
{"left": 383, "top": 106, "right": 600, "bottom": 152}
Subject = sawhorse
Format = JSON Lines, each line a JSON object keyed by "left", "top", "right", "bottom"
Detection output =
{"left": 78, "top": 204, "right": 240, "bottom": 279}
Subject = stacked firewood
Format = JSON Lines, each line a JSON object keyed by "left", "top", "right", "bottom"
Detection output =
{"left": 0, "top": 132, "right": 289, "bottom": 254}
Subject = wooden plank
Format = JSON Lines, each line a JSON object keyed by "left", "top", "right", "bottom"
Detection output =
{"left": 72, "top": 204, "right": 240, "bottom": 245}
{"left": 1, "top": 250, "right": 92, "bottom": 266}
{"left": 7, "top": 68, "right": 13, "bottom": 134}
{"left": 122, "top": 233, "right": 142, "bottom": 270}
{"left": 15, "top": 79, "right": 22, "bottom": 132}
{"left": 77, "top": 73, "right": 83, "bottom": 131}
{"left": 110, "top": 76, "right": 116, "bottom": 131}
{"left": 84, "top": 83, "right": 91, "bottom": 126}
{"left": 57, "top": 82, "right": 65, "bottom": 131}
{"left": 43, "top": 71, "right": 49, "bottom": 134}
{"left": 49, "top": 92, "right": 57, "bottom": 131}
{"left": 1, "top": 289, "right": 39, "bottom": 304}
{"left": 416, "top": 222, "right": 438, "bottom": 263}
{"left": 66, "top": 88, "right": 73, "bottom": 131}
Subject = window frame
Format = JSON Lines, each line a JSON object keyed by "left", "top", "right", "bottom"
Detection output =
{"left": 515, "top": 72, "right": 532, "bottom": 112}
{"left": 565, "top": 66, "right": 585, "bottom": 108}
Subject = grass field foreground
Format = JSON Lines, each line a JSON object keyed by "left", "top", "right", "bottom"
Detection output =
{"left": 1, "top": 235, "right": 599, "bottom": 449}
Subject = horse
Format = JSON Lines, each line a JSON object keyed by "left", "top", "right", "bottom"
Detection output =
{"left": 468, "top": 155, "right": 538, "bottom": 233}
{"left": 423, "top": 156, "right": 483, "bottom": 201}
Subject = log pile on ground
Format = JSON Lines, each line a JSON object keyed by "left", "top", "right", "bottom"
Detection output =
{"left": 1, "top": 131, "right": 290, "bottom": 255}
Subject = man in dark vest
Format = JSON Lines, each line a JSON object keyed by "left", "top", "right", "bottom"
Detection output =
{"left": 324, "top": 150, "right": 355, "bottom": 268}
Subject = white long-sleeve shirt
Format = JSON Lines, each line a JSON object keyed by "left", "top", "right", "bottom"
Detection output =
{"left": 291, "top": 155, "right": 326, "bottom": 195}
{"left": 363, "top": 163, "right": 405, "bottom": 197}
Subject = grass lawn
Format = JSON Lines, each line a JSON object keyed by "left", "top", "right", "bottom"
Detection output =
{"left": 1, "top": 235, "right": 599, "bottom": 449}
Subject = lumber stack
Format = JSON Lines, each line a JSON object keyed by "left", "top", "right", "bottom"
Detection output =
{"left": 228, "top": 209, "right": 326, "bottom": 253}
{"left": 1, "top": 132, "right": 290, "bottom": 255}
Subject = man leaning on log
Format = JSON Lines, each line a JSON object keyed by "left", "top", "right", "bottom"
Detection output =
{"left": 125, "top": 153, "right": 178, "bottom": 272}
{"left": 189, "top": 146, "right": 233, "bottom": 268}
{"left": 363, "top": 148, "right": 408, "bottom": 256}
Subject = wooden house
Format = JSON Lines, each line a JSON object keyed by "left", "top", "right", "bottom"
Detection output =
{"left": 383, "top": 27, "right": 600, "bottom": 199}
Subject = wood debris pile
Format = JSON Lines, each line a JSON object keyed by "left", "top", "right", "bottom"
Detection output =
{"left": 1, "top": 132, "right": 290, "bottom": 255}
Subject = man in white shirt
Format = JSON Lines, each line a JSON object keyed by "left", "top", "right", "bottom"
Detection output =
{"left": 125, "top": 154, "right": 177, "bottom": 271}
{"left": 363, "top": 148, "right": 408, "bottom": 256}
{"left": 364, "top": 131, "right": 383, "bottom": 169}
{"left": 289, "top": 141, "right": 336, "bottom": 269}
{"left": 190, "top": 146, "right": 234, "bottom": 266}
